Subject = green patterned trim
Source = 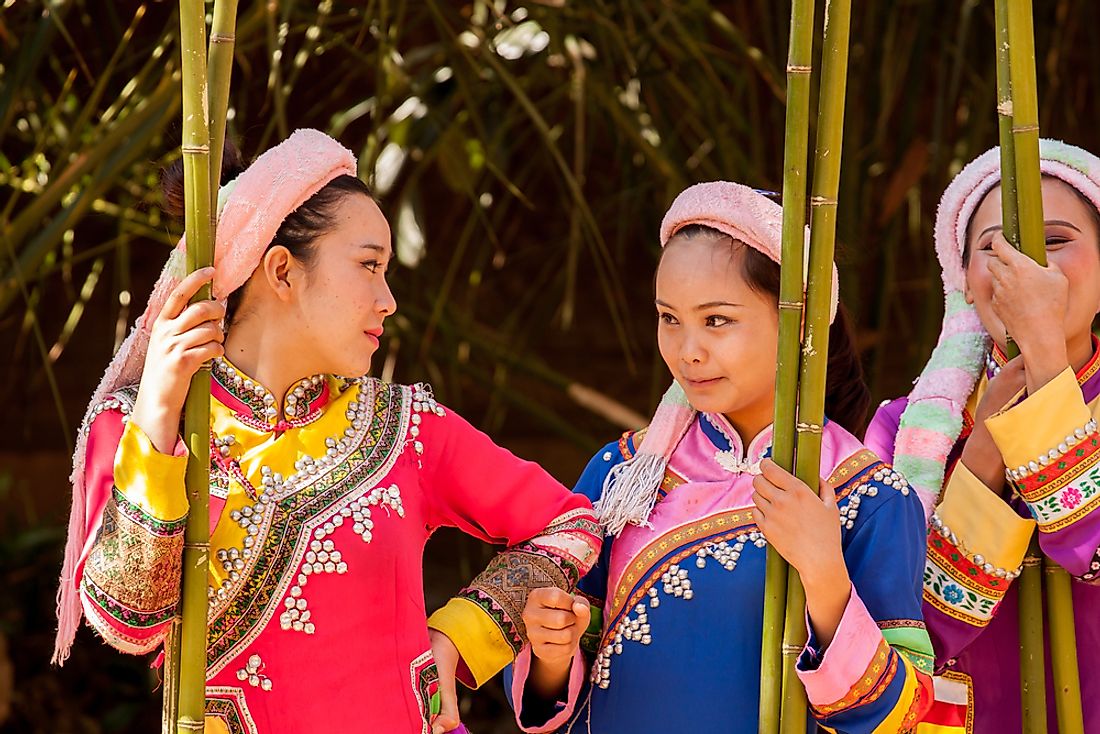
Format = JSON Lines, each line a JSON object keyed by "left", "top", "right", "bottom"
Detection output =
{"left": 111, "top": 486, "right": 187, "bottom": 536}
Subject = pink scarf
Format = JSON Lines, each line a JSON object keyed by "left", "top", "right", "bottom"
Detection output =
{"left": 54, "top": 128, "right": 357, "bottom": 664}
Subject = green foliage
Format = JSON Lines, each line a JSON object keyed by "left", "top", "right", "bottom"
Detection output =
{"left": 4, "top": 1, "right": 1100, "bottom": 731}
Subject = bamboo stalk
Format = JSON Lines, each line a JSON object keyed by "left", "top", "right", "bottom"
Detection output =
{"left": 207, "top": 0, "right": 239, "bottom": 213}
{"left": 1005, "top": 0, "right": 1046, "bottom": 269}
{"left": 173, "top": 1, "right": 214, "bottom": 731}
{"left": 994, "top": 0, "right": 1019, "bottom": 250}
{"left": 777, "top": 2, "right": 853, "bottom": 732}
{"left": 1044, "top": 560, "right": 1084, "bottom": 734}
{"left": 1018, "top": 538, "right": 1047, "bottom": 734}
{"left": 759, "top": 0, "right": 815, "bottom": 731}
{"left": 1000, "top": 3, "right": 1082, "bottom": 732}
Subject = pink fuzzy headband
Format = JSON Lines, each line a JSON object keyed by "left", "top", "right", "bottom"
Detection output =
{"left": 54, "top": 129, "right": 357, "bottom": 664}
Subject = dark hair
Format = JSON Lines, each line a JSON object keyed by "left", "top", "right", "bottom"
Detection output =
{"left": 664, "top": 224, "right": 871, "bottom": 435}
{"left": 962, "top": 174, "right": 1100, "bottom": 267}
{"left": 161, "top": 138, "right": 375, "bottom": 325}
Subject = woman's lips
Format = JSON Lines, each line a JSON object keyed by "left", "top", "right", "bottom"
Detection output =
{"left": 684, "top": 376, "right": 724, "bottom": 388}
{"left": 365, "top": 328, "right": 383, "bottom": 346}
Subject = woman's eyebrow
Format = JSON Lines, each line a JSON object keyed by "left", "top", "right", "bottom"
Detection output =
{"left": 654, "top": 299, "right": 742, "bottom": 310}
{"left": 979, "top": 219, "right": 1082, "bottom": 240}
{"left": 1046, "top": 219, "right": 1082, "bottom": 232}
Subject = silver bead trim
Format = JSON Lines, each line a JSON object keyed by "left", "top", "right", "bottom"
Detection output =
{"left": 1005, "top": 419, "right": 1097, "bottom": 482}
{"left": 929, "top": 512, "right": 1023, "bottom": 580}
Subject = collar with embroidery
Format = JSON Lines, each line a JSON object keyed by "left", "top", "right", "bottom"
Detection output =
{"left": 211, "top": 357, "right": 330, "bottom": 432}
{"left": 699, "top": 413, "right": 773, "bottom": 475}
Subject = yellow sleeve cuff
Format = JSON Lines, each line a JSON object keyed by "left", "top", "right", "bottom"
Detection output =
{"left": 939, "top": 462, "right": 1035, "bottom": 570}
{"left": 427, "top": 597, "right": 514, "bottom": 689}
{"left": 113, "top": 421, "right": 189, "bottom": 522}
{"left": 986, "top": 368, "right": 1090, "bottom": 470}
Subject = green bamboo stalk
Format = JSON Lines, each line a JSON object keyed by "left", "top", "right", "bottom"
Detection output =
{"left": 1006, "top": 0, "right": 1046, "bottom": 269}
{"left": 173, "top": 0, "right": 214, "bottom": 731}
{"left": 994, "top": 0, "right": 1019, "bottom": 250}
{"left": 1044, "top": 560, "right": 1084, "bottom": 734}
{"left": 1018, "top": 537, "right": 1047, "bottom": 734}
{"left": 207, "top": 0, "right": 240, "bottom": 213}
{"left": 1001, "top": 3, "right": 1081, "bottom": 732}
{"left": 781, "top": 1, "right": 853, "bottom": 732}
{"left": 759, "top": 0, "right": 815, "bottom": 731}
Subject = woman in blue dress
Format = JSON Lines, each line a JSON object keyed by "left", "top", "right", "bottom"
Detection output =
{"left": 507, "top": 182, "right": 935, "bottom": 733}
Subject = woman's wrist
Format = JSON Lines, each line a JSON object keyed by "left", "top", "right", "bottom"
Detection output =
{"left": 131, "top": 393, "right": 184, "bottom": 455}
{"left": 528, "top": 651, "right": 573, "bottom": 701}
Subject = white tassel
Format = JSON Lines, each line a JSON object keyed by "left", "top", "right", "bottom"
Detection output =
{"left": 594, "top": 453, "right": 666, "bottom": 536}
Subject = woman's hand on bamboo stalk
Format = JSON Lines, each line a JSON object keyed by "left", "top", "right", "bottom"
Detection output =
{"left": 961, "top": 355, "right": 1027, "bottom": 498}
{"left": 752, "top": 459, "right": 851, "bottom": 648}
{"left": 427, "top": 629, "right": 462, "bottom": 734}
{"left": 522, "top": 587, "right": 589, "bottom": 701}
{"left": 987, "top": 238, "right": 1070, "bottom": 391}
{"left": 131, "top": 267, "right": 225, "bottom": 454}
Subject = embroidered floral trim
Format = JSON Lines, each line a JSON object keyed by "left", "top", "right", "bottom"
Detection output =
{"left": 457, "top": 548, "right": 571, "bottom": 654}
{"left": 1015, "top": 449, "right": 1100, "bottom": 533}
{"left": 809, "top": 638, "right": 897, "bottom": 715}
{"left": 83, "top": 497, "right": 183, "bottom": 620}
{"left": 206, "top": 687, "right": 260, "bottom": 734}
{"left": 923, "top": 557, "right": 1001, "bottom": 627}
{"left": 1079, "top": 547, "right": 1100, "bottom": 583}
{"left": 82, "top": 575, "right": 177, "bottom": 629}
{"left": 410, "top": 650, "right": 441, "bottom": 734}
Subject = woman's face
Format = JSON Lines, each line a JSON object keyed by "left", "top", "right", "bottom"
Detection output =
{"left": 965, "top": 178, "right": 1100, "bottom": 351}
{"left": 291, "top": 193, "right": 397, "bottom": 378}
{"left": 656, "top": 235, "right": 779, "bottom": 439}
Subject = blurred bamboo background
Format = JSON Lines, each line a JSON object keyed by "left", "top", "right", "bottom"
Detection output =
{"left": 2, "top": 1, "right": 1100, "bottom": 731}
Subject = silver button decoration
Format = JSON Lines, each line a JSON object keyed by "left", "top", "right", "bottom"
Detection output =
{"left": 235, "top": 652, "right": 272, "bottom": 691}
{"left": 591, "top": 532, "right": 766, "bottom": 689}
{"left": 278, "top": 483, "right": 403, "bottom": 636}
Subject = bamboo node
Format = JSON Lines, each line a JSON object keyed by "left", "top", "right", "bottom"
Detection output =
{"left": 810, "top": 196, "right": 837, "bottom": 207}
{"left": 1023, "top": 554, "right": 1042, "bottom": 568}
{"left": 1012, "top": 124, "right": 1040, "bottom": 133}
{"left": 795, "top": 422, "right": 823, "bottom": 434}
{"left": 210, "top": 33, "right": 236, "bottom": 43}
{"left": 781, "top": 644, "right": 803, "bottom": 655}
{"left": 181, "top": 144, "right": 211, "bottom": 154}
{"left": 786, "top": 64, "right": 812, "bottom": 74}
{"left": 778, "top": 300, "right": 803, "bottom": 310}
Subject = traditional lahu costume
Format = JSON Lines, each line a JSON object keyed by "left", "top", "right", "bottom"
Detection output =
{"left": 52, "top": 129, "right": 602, "bottom": 734}
{"left": 866, "top": 140, "right": 1100, "bottom": 733}
{"left": 507, "top": 182, "right": 934, "bottom": 733}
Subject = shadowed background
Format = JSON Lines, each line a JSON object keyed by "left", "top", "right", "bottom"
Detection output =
{"left": 2, "top": 1, "right": 1099, "bottom": 731}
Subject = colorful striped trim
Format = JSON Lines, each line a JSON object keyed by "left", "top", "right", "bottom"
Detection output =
{"left": 1015, "top": 433, "right": 1100, "bottom": 500}
{"left": 810, "top": 638, "right": 896, "bottom": 716}
{"left": 110, "top": 486, "right": 187, "bottom": 536}
{"left": 922, "top": 557, "right": 1000, "bottom": 627}
{"left": 926, "top": 533, "right": 1010, "bottom": 597}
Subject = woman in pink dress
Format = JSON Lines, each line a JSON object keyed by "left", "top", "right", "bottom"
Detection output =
{"left": 52, "top": 129, "right": 602, "bottom": 734}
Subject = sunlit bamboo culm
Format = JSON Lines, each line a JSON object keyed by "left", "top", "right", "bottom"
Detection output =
{"left": 760, "top": 1, "right": 853, "bottom": 732}
{"left": 995, "top": 2, "right": 1083, "bottom": 733}
{"left": 164, "top": 1, "right": 237, "bottom": 732}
